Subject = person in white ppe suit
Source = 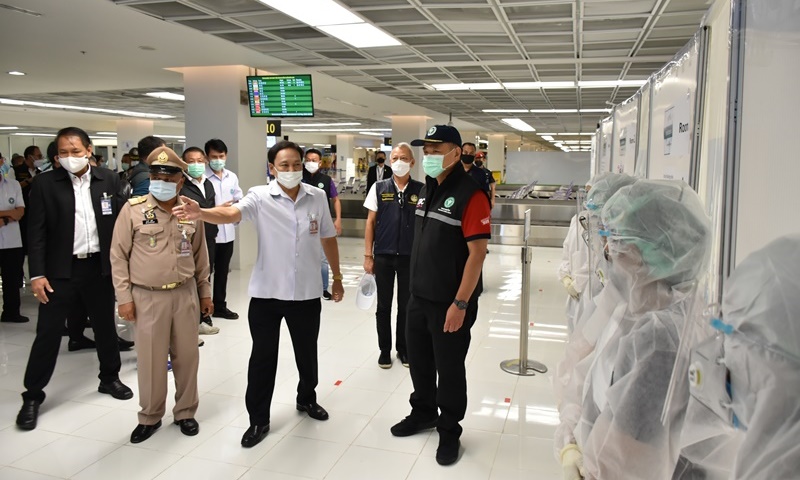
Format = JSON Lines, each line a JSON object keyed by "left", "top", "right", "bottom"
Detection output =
{"left": 681, "top": 235, "right": 800, "bottom": 480}
{"left": 557, "top": 179, "right": 593, "bottom": 334}
{"left": 564, "top": 180, "right": 711, "bottom": 480}
{"left": 553, "top": 173, "right": 638, "bottom": 466}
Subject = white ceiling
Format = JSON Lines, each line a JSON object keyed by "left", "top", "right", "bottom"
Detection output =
{"left": 0, "top": 0, "right": 712, "bottom": 144}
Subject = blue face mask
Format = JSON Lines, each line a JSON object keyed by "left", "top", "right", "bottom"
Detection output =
{"left": 422, "top": 148, "right": 456, "bottom": 178}
{"left": 149, "top": 180, "right": 178, "bottom": 201}
{"left": 0, "top": 163, "right": 10, "bottom": 176}
{"left": 209, "top": 159, "right": 225, "bottom": 172}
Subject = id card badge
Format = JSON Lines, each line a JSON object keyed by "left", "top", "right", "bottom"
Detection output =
{"left": 101, "top": 193, "right": 113, "bottom": 216}
{"left": 308, "top": 213, "right": 319, "bottom": 235}
{"left": 179, "top": 229, "right": 192, "bottom": 257}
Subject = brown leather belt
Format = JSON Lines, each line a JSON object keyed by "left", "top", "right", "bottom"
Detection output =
{"left": 133, "top": 280, "right": 186, "bottom": 291}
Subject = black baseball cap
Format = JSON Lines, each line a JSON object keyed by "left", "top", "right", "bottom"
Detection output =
{"left": 411, "top": 125, "right": 462, "bottom": 147}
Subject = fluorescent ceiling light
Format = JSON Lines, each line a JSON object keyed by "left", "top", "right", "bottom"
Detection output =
{"left": 7, "top": 71, "right": 25, "bottom": 76}
{"left": 500, "top": 118, "right": 535, "bottom": 132}
{"left": 12, "top": 132, "right": 57, "bottom": 137}
{"left": 257, "top": 0, "right": 362, "bottom": 27}
{"left": 0, "top": 98, "right": 174, "bottom": 119}
{"left": 580, "top": 108, "right": 612, "bottom": 113}
{"left": 540, "top": 135, "right": 554, "bottom": 141}
{"left": 482, "top": 109, "right": 528, "bottom": 113}
{"left": 318, "top": 23, "right": 401, "bottom": 48}
{"left": 96, "top": 131, "right": 116, "bottom": 135}
{"left": 156, "top": 134, "right": 186, "bottom": 139}
{"left": 503, "top": 81, "right": 574, "bottom": 89}
{"left": 553, "top": 142, "right": 564, "bottom": 147}
{"left": 530, "top": 109, "right": 578, "bottom": 113}
{"left": 432, "top": 83, "right": 501, "bottom": 91}
{"left": 145, "top": 92, "right": 185, "bottom": 101}
{"left": 358, "top": 131, "right": 384, "bottom": 137}
{"left": 578, "top": 80, "right": 647, "bottom": 88}
{"left": 293, "top": 128, "right": 391, "bottom": 132}
{"left": 284, "top": 122, "right": 358, "bottom": 128}
{"left": 0, "top": 126, "right": 19, "bottom": 130}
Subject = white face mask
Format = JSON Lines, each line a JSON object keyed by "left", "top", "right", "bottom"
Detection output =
{"left": 34, "top": 159, "right": 48, "bottom": 170}
{"left": 391, "top": 160, "right": 411, "bottom": 177}
{"left": 277, "top": 170, "right": 303, "bottom": 189}
{"left": 60, "top": 156, "right": 90, "bottom": 174}
{"left": 304, "top": 162, "right": 320, "bottom": 174}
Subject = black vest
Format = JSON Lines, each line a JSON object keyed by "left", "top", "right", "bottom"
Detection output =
{"left": 374, "top": 178, "right": 424, "bottom": 256}
{"left": 410, "top": 167, "right": 487, "bottom": 303}
{"left": 303, "top": 170, "right": 332, "bottom": 199}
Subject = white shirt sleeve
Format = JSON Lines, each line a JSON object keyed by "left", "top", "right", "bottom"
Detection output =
{"left": 363, "top": 183, "right": 378, "bottom": 212}
{"left": 233, "top": 188, "right": 259, "bottom": 223}
{"left": 13, "top": 180, "right": 24, "bottom": 208}
{"left": 319, "top": 192, "right": 336, "bottom": 239}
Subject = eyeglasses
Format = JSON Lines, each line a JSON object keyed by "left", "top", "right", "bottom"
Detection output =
{"left": 398, "top": 191, "right": 405, "bottom": 208}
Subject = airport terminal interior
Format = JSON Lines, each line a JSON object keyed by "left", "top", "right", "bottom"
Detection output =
{"left": 0, "top": 0, "right": 798, "bottom": 479}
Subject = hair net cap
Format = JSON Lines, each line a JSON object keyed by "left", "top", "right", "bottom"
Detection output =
{"left": 585, "top": 173, "right": 637, "bottom": 210}
{"left": 356, "top": 273, "right": 377, "bottom": 310}
{"left": 723, "top": 234, "right": 800, "bottom": 360}
{"left": 601, "top": 179, "right": 711, "bottom": 287}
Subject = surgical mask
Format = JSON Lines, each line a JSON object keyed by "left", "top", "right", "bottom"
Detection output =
{"left": 277, "top": 170, "right": 302, "bottom": 189}
{"left": 475, "top": 160, "right": 484, "bottom": 168}
{"left": 461, "top": 154, "right": 475, "bottom": 164}
{"left": 376, "top": 156, "right": 385, "bottom": 164}
{"left": 391, "top": 160, "right": 411, "bottom": 177}
{"left": 304, "top": 162, "right": 320, "bottom": 174}
{"left": 131, "top": 160, "right": 140, "bottom": 167}
{"left": 121, "top": 163, "right": 130, "bottom": 171}
{"left": 187, "top": 163, "right": 205, "bottom": 178}
{"left": 422, "top": 148, "right": 456, "bottom": 178}
{"left": 34, "top": 159, "right": 48, "bottom": 170}
{"left": 0, "top": 163, "right": 10, "bottom": 176}
{"left": 149, "top": 180, "right": 178, "bottom": 201}
{"left": 60, "top": 156, "right": 90, "bottom": 174}
{"left": 209, "top": 159, "right": 225, "bottom": 172}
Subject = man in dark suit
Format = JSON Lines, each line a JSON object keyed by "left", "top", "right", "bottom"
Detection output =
{"left": 366, "top": 151, "right": 391, "bottom": 196}
{"left": 180, "top": 146, "right": 219, "bottom": 335}
{"left": 16, "top": 127, "right": 133, "bottom": 431}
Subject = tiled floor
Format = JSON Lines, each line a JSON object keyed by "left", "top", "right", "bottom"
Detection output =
{"left": 0, "top": 238, "right": 567, "bottom": 479}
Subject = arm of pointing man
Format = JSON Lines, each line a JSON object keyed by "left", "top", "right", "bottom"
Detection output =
{"left": 173, "top": 195, "right": 242, "bottom": 224}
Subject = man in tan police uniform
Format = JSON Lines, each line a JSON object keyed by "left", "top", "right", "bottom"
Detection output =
{"left": 110, "top": 146, "right": 213, "bottom": 444}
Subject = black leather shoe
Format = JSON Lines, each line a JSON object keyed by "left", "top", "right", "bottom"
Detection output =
{"left": 130, "top": 420, "right": 161, "bottom": 443}
{"left": 397, "top": 352, "right": 409, "bottom": 368}
{"left": 68, "top": 335, "right": 96, "bottom": 352}
{"left": 98, "top": 379, "right": 133, "bottom": 400}
{"left": 201, "top": 315, "right": 213, "bottom": 327}
{"left": 296, "top": 402, "right": 329, "bottom": 421}
{"left": 390, "top": 415, "right": 438, "bottom": 437}
{"left": 322, "top": 290, "right": 332, "bottom": 300}
{"left": 436, "top": 438, "right": 461, "bottom": 466}
{"left": 378, "top": 351, "right": 392, "bottom": 369}
{"left": 212, "top": 307, "right": 239, "bottom": 319}
{"left": 241, "top": 424, "right": 270, "bottom": 448}
{"left": 117, "top": 336, "right": 135, "bottom": 351}
{"left": 16, "top": 400, "right": 40, "bottom": 430}
{"left": 1, "top": 314, "right": 29, "bottom": 323}
{"left": 174, "top": 418, "right": 199, "bottom": 436}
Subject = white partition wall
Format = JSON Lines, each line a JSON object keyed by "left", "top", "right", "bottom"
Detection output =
{"left": 597, "top": 117, "right": 613, "bottom": 174}
{"left": 635, "top": 80, "right": 652, "bottom": 178}
{"left": 505, "top": 151, "right": 590, "bottom": 185}
{"left": 590, "top": 130, "right": 599, "bottom": 176}
{"left": 610, "top": 94, "right": 639, "bottom": 175}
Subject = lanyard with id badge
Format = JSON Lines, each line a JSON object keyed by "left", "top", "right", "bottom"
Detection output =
{"left": 101, "top": 193, "right": 113, "bottom": 216}
{"left": 308, "top": 213, "right": 319, "bottom": 235}
{"left": 178, "top": 224, "right": 192, "bottom": 257}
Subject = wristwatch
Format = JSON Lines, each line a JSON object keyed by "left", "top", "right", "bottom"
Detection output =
{"left": 332, "top": 274, "right": 343, "bottom": 281}
{"left": 453, "top": 299, "right": 468, "bottom": 310}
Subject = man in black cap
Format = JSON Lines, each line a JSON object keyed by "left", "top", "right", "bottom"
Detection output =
{"left": 390, "top": 125, "right": 491, "bottom": 466}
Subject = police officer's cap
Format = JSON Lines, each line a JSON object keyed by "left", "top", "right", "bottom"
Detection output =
{"left": 146, "top": 146, "right": 187, "bottom": 175}
{"left": 410, "top": 125, "right": 462, "bottom": 147}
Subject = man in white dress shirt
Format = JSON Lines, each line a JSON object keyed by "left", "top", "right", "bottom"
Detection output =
{"left": 174, "top": 140, "right": 345, "bottom": 449}
{"left": 0, "top": 151, "right": 26, "bottom": 323}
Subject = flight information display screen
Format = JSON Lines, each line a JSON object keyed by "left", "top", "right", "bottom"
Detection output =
{"left": 246, "top": 75, "right": 314, "bottom": 117}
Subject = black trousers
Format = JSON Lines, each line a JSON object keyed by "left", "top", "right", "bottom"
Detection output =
{"left": 66, "top": 302, "right": 89, "bottom": 341}
{"left": 22, "top": 256, "right": 121, "bottom": 403}
{"left": 212, "top": 241, "right": 233, "bottom": 310}
{"left": 374, "top": 254, "right": 410, "bottom": 354}
{"left": 0, "top": 247, "right": 24, "bottom": 317}
{"left": 245, "top": 297, "right": 321, "bottom": 426}
{"left": 406, "top": 294, "right": 478, "bottom": 442}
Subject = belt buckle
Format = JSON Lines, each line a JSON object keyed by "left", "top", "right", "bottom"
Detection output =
{"left": 76, "top": 253, "right": 88, "bottom": 259}
{"left": 162, "top": 282, "right": 178, "bottom": 290}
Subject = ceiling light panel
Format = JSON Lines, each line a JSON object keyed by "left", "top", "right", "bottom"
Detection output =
{"left": 501, "top": 118, "right": 536, "bottom": 132}
{"left": 257, "top": 0, "right": 362, "bottom": 27}
{"left": 318, "top": 23, "right": 401, "bottom": 48}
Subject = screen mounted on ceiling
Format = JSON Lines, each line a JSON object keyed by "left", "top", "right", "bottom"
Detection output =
{"left": 246, "top": 74, "right": 314, "bottom": 117}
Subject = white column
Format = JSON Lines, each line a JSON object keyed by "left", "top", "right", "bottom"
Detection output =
{"left": 183, "top": 65, "right": 266, "bottom": 271}
{"left": 116, "top": 119, "right": 154, "bottom": 167}
{"left": 335, "top": 134, "right": 355, "bottom": 182}
{"left": 488, "top": 134, "right": 506, "bottom": 182}
{"left": 391, "top": 116, "right": 427, "bottom": 180}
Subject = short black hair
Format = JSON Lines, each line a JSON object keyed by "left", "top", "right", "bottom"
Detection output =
{"left": 138, "top": 136, "right": 166, "bottom": 162}
{"left": 56, "top": 127, "right": 92, "bottom": 148}
{"left": 268, "top": 141, "right": 304, "bottom": 164}
{"left": 375, "top": 150, "right": 386, "bottom": 158}
{"left": 304, "top": 148, "right": 322, "bottom": 159}
{"left": 204, "top": 138, "right": 228, "bottom": 156}
{"left": 46, "top": 141, "right": 58, "bottom": 162}
{"left": 182, "top": 146, "right": 205, "bottom": 161}
{"left": 23, "top": 145, "right": 40, "bottom": 158}
{"left": 462, "top": 142, "right": 476, "bottom": 150}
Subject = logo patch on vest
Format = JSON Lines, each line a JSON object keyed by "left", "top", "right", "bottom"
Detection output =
{"left": 444, "top": 197, "right": 455, "bottom": 208}
{"left": 410, "top": 194, "right": 418, "bottom": 204}
{"left": 380, "top": 192, "right": 395, "bottom": 202}
{"left": 8, "top": 198, "right": 14, "bottom": 205}
{"left": 318, "top": 182, "right": 324, "bottom": 188}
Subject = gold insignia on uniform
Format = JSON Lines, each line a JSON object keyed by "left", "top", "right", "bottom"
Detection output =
{"left": 410, "top": 194, "right": 418, "bottom": 203}
{"left": 154, "top": 151, "right": 169, "bottom": 164}
{"left": 128, "top": 196, "right": 147, "bottom": 205}
{"left": 178, "top": 219, "right": 194, "bottom": 225}
{"left": 149, "top": 236, "right": 157, "bottom": 248}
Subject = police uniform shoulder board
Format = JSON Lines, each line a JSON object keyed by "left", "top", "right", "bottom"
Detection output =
{"left": 128, "top": 196, "right": 147, "bottom": 206}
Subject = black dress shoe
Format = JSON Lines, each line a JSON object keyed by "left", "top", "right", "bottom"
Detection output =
{"left": 117, "top": 336, "right": 135, "bottom": 351}
{"left": 16, "top": 400, "right": 41, "bottom": 430}
{"left": 130, "top": 420, "right": 161, "bottom": 443}
{"left": 390, "top": 415, "right": 438, "bottom": 437}
{"left": 98, "top": 379, "right": 134, "bottom": 400}
{"left": 322, "top": 290, "right": 332, "bottom": 300}
{"left": 212, "top": 307, "right": 239, "bottom": 319}
{"left": 241, "top": 424, "right": 270, "bottom": 448}
{"left": 378, "top": 351, "right": 392, "bottom": 369}
{"left": 436, "top": 439, "right": 461, "bottom": 466}
{"left": 1, "top": 314, "right": 29, "bottom": 323}
{"left": 174, "top": 418, "right": 199, "bottom": 436}
{"left": 397, "top": 352, "right": 409, "bottom": 368}
{"left": 296, "top": 402, "right": 329, "bottom": 421}
{"left": 68, "top": 336, "right": 96, "bottom": 352}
